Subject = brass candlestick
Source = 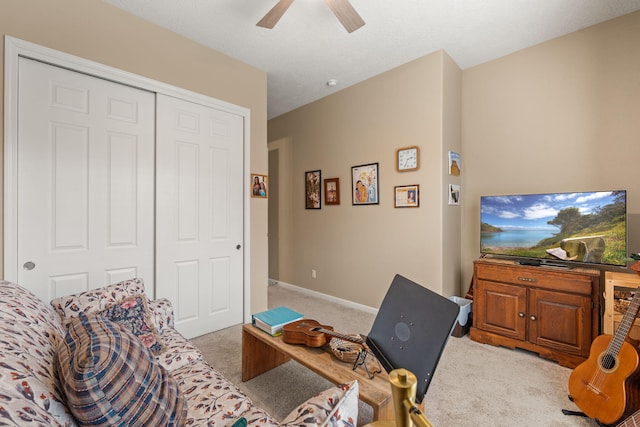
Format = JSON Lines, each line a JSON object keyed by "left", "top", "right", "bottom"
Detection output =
{"left": 365, "top": 368, "right": 434, "bottom": 427}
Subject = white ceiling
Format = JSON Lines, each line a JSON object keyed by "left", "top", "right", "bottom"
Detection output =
{"left": 102, "top": 0, "right": 640, "bottom": 119}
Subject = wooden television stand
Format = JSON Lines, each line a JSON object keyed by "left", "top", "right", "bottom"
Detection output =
{"left": 470, "top": 258, "right": 600, "bottom": 368}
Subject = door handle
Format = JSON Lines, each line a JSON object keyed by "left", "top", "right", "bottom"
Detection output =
{"left": 23, "top": 261, "right": 36, "bottom": 270}
{"left": 236, "top": 244, "right": 242, "bottom": 250}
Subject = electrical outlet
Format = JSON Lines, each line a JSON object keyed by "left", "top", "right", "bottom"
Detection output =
{"left": 311, "top": 269, "right": 317, "bottom": 279}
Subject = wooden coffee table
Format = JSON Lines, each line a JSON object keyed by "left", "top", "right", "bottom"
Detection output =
{"left": 241, "top": 323, "right": 394, "bottom": 421}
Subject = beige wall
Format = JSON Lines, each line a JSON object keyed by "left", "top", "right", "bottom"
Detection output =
{"left": 268, "top": 137, "right": 295, "bottom": 284}
{"left": 268, "top": 50, "right": 462, "bottom": 308}
{"left": 0, "top": 0, "right": 270, "bottom": 313}
{"left": 442, "top": 53, "right": 463, "bottom": 297}
{"left": 461, "top": 10, "right": 640, "bottom": 287}
{"left": 269, "top": 10, "right": 640, "bottom": 308}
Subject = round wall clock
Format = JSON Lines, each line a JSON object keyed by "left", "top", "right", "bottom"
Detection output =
{"left": 396, "top": 146, "right": 419, "bottom": 172}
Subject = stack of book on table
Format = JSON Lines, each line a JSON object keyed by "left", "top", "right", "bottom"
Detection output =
{"left": 252, "top": 306, "right": 303, "bottom": 336}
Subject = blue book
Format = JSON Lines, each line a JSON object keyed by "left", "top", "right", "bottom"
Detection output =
{"left": 252, "top": 306, "right": 303, "bottom": 336}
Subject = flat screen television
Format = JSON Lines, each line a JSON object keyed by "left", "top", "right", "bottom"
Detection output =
{"left": 480, "top": 190, "right": 627, "bottom": 267}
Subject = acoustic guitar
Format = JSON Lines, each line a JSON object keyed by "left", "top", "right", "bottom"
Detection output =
{"left": 282, "top": 319, "right": 366, "bottom": 348}
{"left": 568, "top": 262, "right": 640, "bottom": 425}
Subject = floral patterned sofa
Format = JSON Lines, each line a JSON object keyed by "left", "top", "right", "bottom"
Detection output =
{"left": 0, "top": 279, "right": 358, "bottom": 426}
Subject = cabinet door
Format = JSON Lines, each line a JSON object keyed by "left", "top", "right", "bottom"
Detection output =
{"left": 476, "top": 280, "right": 527, "bottom": 341}
{"left": 529, "top": 288, "right": 591, "bottom": 357}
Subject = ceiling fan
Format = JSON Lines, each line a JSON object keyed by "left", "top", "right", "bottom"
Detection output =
{"left": 257, "top": 0, "right": 365, "bottom": 33}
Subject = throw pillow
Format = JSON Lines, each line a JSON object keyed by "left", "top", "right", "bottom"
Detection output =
{"left": 281, "top": 380, "right": 359, "bottom": 427}
{"left": 50, "top": 278, "right": 146, "bottom": 323}
{"left": 57, "top": 312, "right": 187, "bottom": 427}
{"left": 100, "top": 294, "right": 166, "bottom": 355}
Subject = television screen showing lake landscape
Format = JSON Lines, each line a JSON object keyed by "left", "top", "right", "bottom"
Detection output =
{"left": 480, "top": 191, "right": 627, "bottom": 267}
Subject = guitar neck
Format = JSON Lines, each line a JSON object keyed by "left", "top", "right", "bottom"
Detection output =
{"left": 618, "top": 409, "right": 640, "bottom": 427}
{"left": 316, "top": 328, "right": 365, "bottom": 345}
{"left": 609, "top": 285, "right": 640, "bottom": 356}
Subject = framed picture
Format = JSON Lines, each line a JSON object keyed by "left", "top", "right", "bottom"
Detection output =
{"left": 395, "top": 185, "right": 419, "bottom": 208}
{"left": 351, "top": 163, "right": 379, "bottom": 205}
{"left": 324, "top": 178, "right": 340, "bottom": 205}
{"left": 449, "top": 184, "right": 460, "bottom": 206}
{"left": 251, "top": 174, "right": 268, "bottom": 198}
{"left": 448, "top": 151, "right": 461, "bottom": 176}
{"left": 396, "top": 146, "right": 420, "bottom": 172}
{"left": 305, "top": 170, "right": 321, "bottom": 209}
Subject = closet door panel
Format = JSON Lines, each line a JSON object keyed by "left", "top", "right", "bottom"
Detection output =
{"left": 16, "top": 57, "right": 155, "bottom": 302}
{"left": 156, "top": 94, "right": 244, "bottom": 338}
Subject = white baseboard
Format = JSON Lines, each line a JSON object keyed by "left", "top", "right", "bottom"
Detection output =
{"left": 268, "top": 279, "right": 379, "bottom": 315}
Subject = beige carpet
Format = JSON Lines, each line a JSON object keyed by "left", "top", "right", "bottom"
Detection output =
{"left": 191, "top": 284, "right": 598, "bottom": 426}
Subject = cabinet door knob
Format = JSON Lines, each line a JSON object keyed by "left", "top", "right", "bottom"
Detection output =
{"left": 518, "top": 312, "right": 525, "bottom": 318}
{"left": 530, "top": 315, "right": 537, "bottom": 321}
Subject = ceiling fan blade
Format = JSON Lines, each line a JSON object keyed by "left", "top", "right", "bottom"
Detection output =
{"left": 325, "top": 0, "right": 365, "bottom": 33}
{"left": 257, "top": 0, "right": 295, "bottom": 29}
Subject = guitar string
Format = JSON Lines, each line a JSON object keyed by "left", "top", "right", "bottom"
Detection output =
{"left": 590, "top": 297, "right": 638, "bottom": 388}
{"left": 283, "top": 322, "right": 382, "bottom": 378}
{"left": 619, "top": 409, "right": 640, "bottom": 426}
{"left": 589, "top": 287, "right": 640, "bottom": 390}
{"left": 287, "top": 322, "right": 367, "bottom": 349}
{"left": 593, "top": 266, "right": 640, "bottom": 425}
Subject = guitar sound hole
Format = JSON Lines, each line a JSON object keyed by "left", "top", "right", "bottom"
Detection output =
{"left": 311, "top": 327, "right": 321, "bottom": 332}
{"left": 601, "top": 353, "right": 616, "bottom": 370}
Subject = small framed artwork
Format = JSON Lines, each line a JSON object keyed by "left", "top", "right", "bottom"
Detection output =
{"left": 351, "top": 163, "right": 379, "bottom": 205}
{"left": 394, "top": 185, "right": 419, "bottom": 208}
{"left": 305, "top": 170, "right": 321, "bottom": 209}
{"left": 448, "top": 151, "right": 461, "bottom": 176}
{"left": 251, "top": 174, "right": 268, "bottom": 198}
{"left": 397, "top": 146, "right": 419, "bottom": 172}
{"left": 324, "top": 178, "right": 340, "bottom": 205}
{"left": 449, "top": 184, "right": 460, "bottom": 205}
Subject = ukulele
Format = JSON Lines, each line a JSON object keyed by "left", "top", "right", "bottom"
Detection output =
{"left": 282, "top": 319, "right": 367, "bottom": 349}
{"left": 568, "top": 262, "right": 640, "bottom": 425}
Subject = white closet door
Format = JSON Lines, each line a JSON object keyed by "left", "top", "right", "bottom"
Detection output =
{"left": 156, "top": 94, "right": 244, "bottom": 338}
{"left": 16, "top": 57, "right": 155, "bottom": 303}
